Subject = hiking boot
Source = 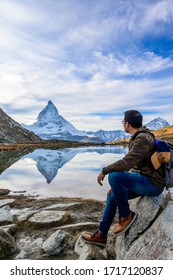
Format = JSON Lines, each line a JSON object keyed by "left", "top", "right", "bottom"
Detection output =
{"left": 81, "top": 230, "right": 107, "bottom": 247}
{"left": 113, "top": 211, "right": 137, "bottom": 236}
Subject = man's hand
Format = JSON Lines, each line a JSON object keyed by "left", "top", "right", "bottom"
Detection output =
{"left": 97, "top": 171, "right": 105, "bottom": 186}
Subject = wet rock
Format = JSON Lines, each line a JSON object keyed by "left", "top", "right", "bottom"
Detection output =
{"left": 0, "top": 199, "right": 15, "bottom": 208}
{"left": 115, "top": 191, "right": 173, "bottom": 259}
{"left": 0, "top": 229, "right": 17, "bottom": 259}
{"left": 28, "top": 210, "right": 71, "bottom": 228}
{"left": 74, "top": 235, "right": 107, "bottom": 260}
{"left": 0, "top": 206, "right": 13, "bottom": 225}
{"left": 42, "top": 230, "right": 66, "bottom": 256}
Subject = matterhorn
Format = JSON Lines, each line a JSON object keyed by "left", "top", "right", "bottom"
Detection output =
{"left": 23, "top": 101, "right": 86, "bottom": 140}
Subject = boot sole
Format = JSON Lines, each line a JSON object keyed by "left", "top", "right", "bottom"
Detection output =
{"left": 114, "top": 211, "right": 138, "bottom": 236}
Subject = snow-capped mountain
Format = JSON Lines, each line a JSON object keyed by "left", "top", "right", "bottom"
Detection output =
{"left": 145, "top": 117, "right": 170, "bottom": 130}
{"left": 93, "top": 129, "right": 129, "bottom": 142}
{"left": 22, "top": 101, "right": 129, "bottom": 143}
{"left": 22, "top": 101, "right": 171, "bottom": 143}
{"left": 23, "top": 100, "right": 86, "bottom": 141}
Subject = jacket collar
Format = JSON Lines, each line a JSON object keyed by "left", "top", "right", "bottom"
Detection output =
{"left": 131, "top": 126, "right": 155, "bottom": 141}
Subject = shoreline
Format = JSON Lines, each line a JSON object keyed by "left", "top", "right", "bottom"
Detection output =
{"left": 0, "top": 141, "right": 105, "bottom": 151}
{"left": 0, "top": 189, "right": 112, "bottom": 260}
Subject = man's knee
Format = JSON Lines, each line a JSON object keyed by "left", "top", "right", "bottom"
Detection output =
{"left": 108, "top": 171, "right": 121, "bottom": 185}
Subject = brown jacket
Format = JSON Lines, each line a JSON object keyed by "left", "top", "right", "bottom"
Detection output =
{"left": 102, "top": 127, "right": 165, "bottom": 189}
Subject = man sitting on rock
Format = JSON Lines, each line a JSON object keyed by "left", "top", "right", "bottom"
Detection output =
{"left": 82, "top": 110, "right": 165, "bottom": 247}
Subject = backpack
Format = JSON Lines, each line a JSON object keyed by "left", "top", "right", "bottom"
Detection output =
{"left": 164, "top": 141, "right": 173, "bottom": 189}
{"left": 136, "top": 131, "right": 173, "bottom": 189}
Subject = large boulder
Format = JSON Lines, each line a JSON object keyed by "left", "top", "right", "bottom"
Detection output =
{"left": 0, "top": 199, "right": 15, "bottom": 208}
{"left": 28, "top": 210, "right": 71, "bottom": 228}
{"left": 42, "top": 230, "right": 66, "bottom": 256}
{"left": 115, "top": 191, "right": 173, "bottom": 259}
{"left": 74, "top": 235, "right": 107, "bottom": 260}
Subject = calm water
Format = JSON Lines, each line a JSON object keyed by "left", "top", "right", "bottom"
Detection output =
{"left": 0, "top": 146, "right": 128, "bottom": 201}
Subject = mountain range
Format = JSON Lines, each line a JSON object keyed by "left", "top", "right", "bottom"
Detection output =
{"left": 23, "top": 100, "right": 171, "bottom": 143}
{"left": 144, "top": 117, "right": 170, "bottom": 130}
{"left": 0, "top": 101, "right": 171, "bottom": 144}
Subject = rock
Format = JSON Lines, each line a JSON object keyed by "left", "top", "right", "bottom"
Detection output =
{"left": 28, "top": 210, "right": 71, "bottom": 228}
{"left": 0, "top": 199, "right": 15, "bottom": 208}
{"left": 0, "top": 189, "right": 10, "bottom": 196}
{"left": 74, "top": 235, "right": 107, "bottom": 260}
{"left": 0, "top": 191, "right": 172, "bottom": 260}
{"left": 0, "top": 224, "right": 17, "bottom": 234}
{"left": 12, "top": 208, "right": 38, "bottom": 222}
{"left": 42, "top": 230, "right": 66, "bottom": 256}
{"left": 125, "top": 191, "right": 166, "bottom": 248}
{"left": 15, "top": 237, "right": 43, "bottom": 260}
{"left": 15, "top": 250, "right": 27, "bottom": 260}
{"left": 0, "top": 206, "right": 13, "bottom": 225}
{"left": 115, "top": 191, "right": 173, "bottom": 259}
{"left": 0, "top": 229, "right": 17, "bottom": 259}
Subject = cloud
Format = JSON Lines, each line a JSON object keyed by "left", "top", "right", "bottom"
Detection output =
{"left": 142, "top": 0, "right": 173, "bottom": 32}
{"left": 0, "top": 0, "right": 173, "bottom": 131}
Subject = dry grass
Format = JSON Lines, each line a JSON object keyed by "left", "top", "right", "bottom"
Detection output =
{"left": 107, "top": 125, "right": 173, "bottom": 146}
{"left": 0, "top": 140, "right": 101, "bottom": 151}
{"left": 152, "top": 126, "right": 173, "bottom": 142}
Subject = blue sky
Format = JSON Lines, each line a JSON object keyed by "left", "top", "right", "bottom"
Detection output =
{"left": 0, "top": 0, "right": 173, "bottom": 131}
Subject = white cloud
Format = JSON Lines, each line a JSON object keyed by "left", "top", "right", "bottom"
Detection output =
{"left": 0, "top": 0, "right": 173, "bottom": 131}
{"left": 144, "top": 0, "right": 173, "bottom": 29}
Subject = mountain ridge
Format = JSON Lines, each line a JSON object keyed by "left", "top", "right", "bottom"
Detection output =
{"left": 23, "top": 100, "right": 171, "bottom": 143}
{"left": 145, "top": 117, "right": 170, "bottom": 130}
{"left": 0, "top": 108, "right": 41, "bottom": 143}
{"left": 0, "top": 101, "right": 171, "bottom": 144}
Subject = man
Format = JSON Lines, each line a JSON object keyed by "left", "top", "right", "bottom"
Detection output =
{"left": 82, "top": 110, "right": 165, "bottom": 247}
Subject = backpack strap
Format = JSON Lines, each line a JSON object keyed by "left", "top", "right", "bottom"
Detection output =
{"left": 167, "top": 142, "right": 173, "bottom": 150}
{"left": 132, "top": 130, "right": 155, "bottom": 141}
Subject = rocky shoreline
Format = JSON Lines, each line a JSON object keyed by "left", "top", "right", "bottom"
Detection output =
{"left": 0, "top": 189, "right": 117, "bottom": 260}
{"left": 1, "top": 188, "right": 173, "bottom": 260}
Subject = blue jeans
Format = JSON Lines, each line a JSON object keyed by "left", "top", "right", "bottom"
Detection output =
{"left": 99, "top": 171, "right": 163, "bottom": 236}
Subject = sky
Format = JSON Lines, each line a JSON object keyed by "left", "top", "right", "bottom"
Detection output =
{"left": 0, "top": 0, "right": 173, "bottom": 131}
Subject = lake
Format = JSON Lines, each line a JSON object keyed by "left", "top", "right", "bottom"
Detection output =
{"left": 0, "top": 146, "right": 128, "bottom": 201}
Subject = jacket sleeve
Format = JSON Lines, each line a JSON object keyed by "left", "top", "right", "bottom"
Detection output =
{"left": 102, "top": 135, "right": 151, "bottom": 174}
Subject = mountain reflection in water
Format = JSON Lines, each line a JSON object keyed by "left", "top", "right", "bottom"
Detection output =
{"left": 0, "top": 146, "right": 128, "bottom": 200}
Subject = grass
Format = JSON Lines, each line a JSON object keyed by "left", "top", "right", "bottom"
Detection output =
{"left": 0, "top": 139, "right": 103, "bottom": 151}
